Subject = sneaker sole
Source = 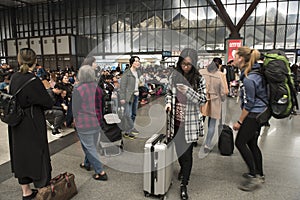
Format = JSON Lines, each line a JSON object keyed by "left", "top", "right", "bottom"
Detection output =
{"left": 123, "top": 135, "right": 136, "bottom": 140}
{"left": 238, "top": 184, "right": 259, "bottom": 192}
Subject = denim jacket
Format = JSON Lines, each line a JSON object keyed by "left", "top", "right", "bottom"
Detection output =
{"left": 239, "top": 63, "right": 268, "bottom": 113}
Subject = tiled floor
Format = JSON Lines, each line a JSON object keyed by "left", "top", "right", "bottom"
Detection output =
{"left": 0, "top": 97, "right": 300, "bottom": 200}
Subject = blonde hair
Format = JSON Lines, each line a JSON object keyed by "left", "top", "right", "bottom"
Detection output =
{"left": 236, "top": 46, "right": 260, "bottom": 76}
{"left": 18, "top": 48, "right": 37, "bottom": 74}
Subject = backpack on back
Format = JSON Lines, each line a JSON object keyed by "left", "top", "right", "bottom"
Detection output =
{"left": 0, "top": 77, "right": 36, "bottom": 126}
{"left": 262, "top": 50, "right": 298, "bottom": 119}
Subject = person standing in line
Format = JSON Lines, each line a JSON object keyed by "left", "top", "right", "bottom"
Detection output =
{"left": 119, "top": 56, "right": 141, "bottom": 139}
{"left": 165, "top": 48, "right": 206, "bottom": 200}
{"left": 72, "top": 65, "right": 108, "bottom": 181}
{"left": 200, "top": 60, "right": 227, "bottom": 153}
{"left": 233, "top": 46, "right": 267, "bottom": 191}
{"left": 8, "top": 48, "right": 53, "bottom": 200}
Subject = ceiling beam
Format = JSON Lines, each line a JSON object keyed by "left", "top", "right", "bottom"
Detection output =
{"left": 213, "top": 0, "right": 239, "bottom": 38}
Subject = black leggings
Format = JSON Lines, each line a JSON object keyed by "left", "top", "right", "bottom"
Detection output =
{"left": 174, "top": 125, "right": 194, "bottom": 186}
{"left": 235, "top": 116, "right": 263, "bottom": 176}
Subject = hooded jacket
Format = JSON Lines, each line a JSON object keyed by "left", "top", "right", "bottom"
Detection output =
{"left": 239, "top": 63, "right": 268, "bottom": 113}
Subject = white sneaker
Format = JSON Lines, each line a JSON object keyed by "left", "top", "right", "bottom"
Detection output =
{"left": 52, "top": 133, "right": 64, "bottom": 138}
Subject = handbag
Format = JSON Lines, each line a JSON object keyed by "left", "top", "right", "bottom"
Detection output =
{"left": 35, "top": 172, "right": 78, "bottom": 200}
{"left": 256, "top": 107, "right": 272, "bottom": 126}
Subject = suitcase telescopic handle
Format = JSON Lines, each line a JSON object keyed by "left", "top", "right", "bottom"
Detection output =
{"left": 151, "top": 134, "right": 165, "bottom": 146}
{"left": 166, "top": 110, "right": 172, "bottom": 143}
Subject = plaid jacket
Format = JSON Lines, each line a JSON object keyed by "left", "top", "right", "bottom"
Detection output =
{"left": 72, "top": 82, "right": 103, "bottom": 131}
{"left": 165, "top": 72, "right": 206, "bottom": 143}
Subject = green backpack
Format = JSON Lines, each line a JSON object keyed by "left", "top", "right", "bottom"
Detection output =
{"left": 263, "top": 50, "right": 298, "bottom": 119}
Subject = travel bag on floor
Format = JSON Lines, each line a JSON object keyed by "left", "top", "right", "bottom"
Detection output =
{"left": 218, "top": 124, "right": 234, "bottom": 156}
{"left": 143, "top": 111, "right": 174, "bottom": 199}
{"left": 35, "top": 172, "right": 78, "bottom": 200}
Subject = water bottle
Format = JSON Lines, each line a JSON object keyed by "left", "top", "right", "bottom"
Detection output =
{"left": 277, "top": 95, "right": 288, "bottom": 104}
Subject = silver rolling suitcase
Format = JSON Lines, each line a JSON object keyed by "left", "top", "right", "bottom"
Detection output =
{"left": 143, "top": 112, "right": 174, "bottom": 199}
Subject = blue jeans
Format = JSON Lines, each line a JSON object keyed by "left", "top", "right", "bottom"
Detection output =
{"left": 205, "top": 117, "right": 217, "bottom": 148}
{"left": 123, "top": 95, "right": 139, "bottom": 132}
{"left": 77, "top": 128, "right": 103, "bottom": 174}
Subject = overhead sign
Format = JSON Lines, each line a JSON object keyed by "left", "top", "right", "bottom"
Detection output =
{"left": 226, "top": 39, "right": 243, "bottom": 62}
{"left": 162, "top": 50, "right": 172, "bottom": 58}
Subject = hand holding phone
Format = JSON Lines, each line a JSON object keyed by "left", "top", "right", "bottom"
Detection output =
{"left": 176, "top": 83, "right": 188, "bottom": 94}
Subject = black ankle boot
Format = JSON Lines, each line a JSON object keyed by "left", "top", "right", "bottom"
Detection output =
{"left": 23, "top": 189, "right": 38, "bottom": 200}
{"left": 180, "top": 185, "right": 188, "bottom": 200}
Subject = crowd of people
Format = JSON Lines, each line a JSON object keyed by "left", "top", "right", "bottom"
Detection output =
{"left": 2, "top": 47, "right": 300, "bottom": 200}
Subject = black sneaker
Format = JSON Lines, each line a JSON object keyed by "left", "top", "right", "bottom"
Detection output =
{"left": 180, "top": 185, "right": 189, "bottom": 200}
{"left": 123, "top": 132, "right": 136, "bottom": 139}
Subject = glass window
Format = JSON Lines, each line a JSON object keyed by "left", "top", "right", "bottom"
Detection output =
{"left": 155, "top": 30, "right": 162, "bottom": 50}
{"left": 140, "top": 31, "right": 147, "bottom": 51}
{"left": 225, "top": 4, "right": 236, "bottom": 23}
{"left": 287, "top": 1, "right": 299, "bottom": 24}
{"left": 118, "top": 32, "right": 125, "bottom": 52}
{"left": 104, "top": 15, "right": 110, "bottom": 33}
{"left": 132, "top": 31, "right": 140, "bottom": 51}
{"left": 297, "top": 26, "right": 300, "bottom": 48}
{"left": 286, "top": 25, "right": 296, "bottom": 49}
{"left": 255, "top": 25, "right": 265, "bottom": 49}
{"left": 265, "top": 25, "right": 274, "bottom": 49}
{"left": 104, "top": 33, "right": 111, "bottom": 52}
{"left": 91, "top": 17, "right": 96, "bottom": 34}
{"left": 111, "top": 14, "right": 117, "bottom": 33}
{"left": 148, "top": 31, "right": 155, "bottom": 51}
{"left": 84, "top": 18, "right": 90, "bottom": 34}
{"left": 97, "top": 16, "right": 103, "bottom": 34}
{"left": 277, "top": 2, "right": 287, "bottom": 24}
{"left": 236, "top": 4, "right": 245, "bottom": 24}
{"left": 266, "top": 2, "right": 277, "bottom": 25}
{"left": 275, "top": 25, "right": 285, "bottom": 48}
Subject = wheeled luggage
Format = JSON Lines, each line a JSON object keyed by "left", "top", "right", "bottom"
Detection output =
{"left": 218, "top": 124, "right": 234, "bottom": 156}
{"left": 143, "top": 111, "right": 174, "bottom": 199}
{"left": 99, "top": 100, "right": 123, "bottom": 157}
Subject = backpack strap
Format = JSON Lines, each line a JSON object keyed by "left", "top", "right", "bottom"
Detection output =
{"left": 14, "top": 77, "right": 36, "bottom": 96}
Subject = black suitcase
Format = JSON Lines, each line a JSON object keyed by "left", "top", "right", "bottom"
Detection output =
{"left": 218, "top": 124, "right": 234, "bottom": 156}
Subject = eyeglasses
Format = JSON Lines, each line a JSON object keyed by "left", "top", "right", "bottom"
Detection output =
{"left": 181, "top": 62, "right": 192, "bottom": 67}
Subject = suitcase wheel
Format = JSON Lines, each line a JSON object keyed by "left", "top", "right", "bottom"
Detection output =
{"left": 144, "top": 191, "right": 150, "bottom": 197}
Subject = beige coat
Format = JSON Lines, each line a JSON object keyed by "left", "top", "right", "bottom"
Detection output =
{"left": 200, "top": 68, "right": 227, "bottom": 119}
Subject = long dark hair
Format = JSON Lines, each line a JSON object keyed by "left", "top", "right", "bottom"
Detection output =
{"left": 175, "top": 48, "right": 201, "bottom": 90}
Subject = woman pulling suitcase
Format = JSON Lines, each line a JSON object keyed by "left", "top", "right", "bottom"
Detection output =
{"left": 165, "top": 48, "right": 207, "bottom": 199}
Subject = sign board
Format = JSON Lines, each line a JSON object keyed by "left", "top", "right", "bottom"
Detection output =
{"left": 297, "top": 49, "right": 300, "bottom": 56}
{"left": 226, "top": 39, "right": 243, "bottom": 63}
{"left": 162, "top": 50, "right": 172, "bottom": 58}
